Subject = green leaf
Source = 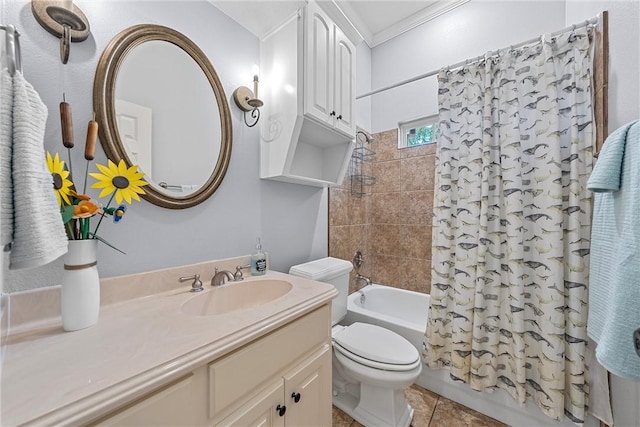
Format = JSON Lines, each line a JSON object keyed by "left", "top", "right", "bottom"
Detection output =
{"left": 61, "top": 205, "right": 75, "bottom": 224}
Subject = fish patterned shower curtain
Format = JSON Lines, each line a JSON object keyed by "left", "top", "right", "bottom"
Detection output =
{"left": 423, "top": 27, "right": 595, "bottom": 424}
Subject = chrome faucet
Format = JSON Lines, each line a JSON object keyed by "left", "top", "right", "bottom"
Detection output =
{"left": 355, "top": 273, "right": 371, "bottom": 288}
{"left": 233, "top": 265, "right": 250, "bottom": 281}
{"left": 211, "top": 267, "right": 234, "bottom": 286}
{"left": 179, "top": 273, "right": 204, "bottom": 292}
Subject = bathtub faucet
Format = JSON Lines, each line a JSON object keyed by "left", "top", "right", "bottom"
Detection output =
{"left": 355, "top": 273, "right": 371, "bottom": 288}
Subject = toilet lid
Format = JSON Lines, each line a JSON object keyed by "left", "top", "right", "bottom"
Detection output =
{"left": 333, "top": 323, "right": 419, "bottom": 366}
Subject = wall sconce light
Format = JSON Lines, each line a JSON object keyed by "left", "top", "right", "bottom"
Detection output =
{"left": 31, "top": 0, "right": 90, "bottom": 64}
{"left": 233, "top": 75, "right": 264, "bottom": 128}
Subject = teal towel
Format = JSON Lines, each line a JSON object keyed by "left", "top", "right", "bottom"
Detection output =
{"left": 587, "top": 120, "right": 640, "bottom": 381}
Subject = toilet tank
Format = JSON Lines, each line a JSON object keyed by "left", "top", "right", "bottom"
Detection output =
{"left": 289, "top": 257, "right": 353, "bottom": 326}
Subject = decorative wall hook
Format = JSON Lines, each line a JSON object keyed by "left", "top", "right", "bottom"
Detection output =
{"left": 233, "top": 75, "right": 264, "bottom": 127}
{"left": 31, "top": 0, "right": 90, "bottom": 64}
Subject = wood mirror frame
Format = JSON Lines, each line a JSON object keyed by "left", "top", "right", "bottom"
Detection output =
{"left": 93, "top": 24, "right": 232, "bottom": 209}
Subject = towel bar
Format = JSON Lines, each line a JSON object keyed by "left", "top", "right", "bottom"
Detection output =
{"left": 1, "top": 24, "right": 22, "bottom": 77}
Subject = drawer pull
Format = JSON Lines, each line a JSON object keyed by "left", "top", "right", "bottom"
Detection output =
{"left": 276, "top": 404, "right": 287, "bottom": 417}
{"left": 291, "top": 392, "right": 301, "bottom": 403}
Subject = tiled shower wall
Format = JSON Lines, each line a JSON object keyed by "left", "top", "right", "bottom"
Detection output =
{"left": 329, "top": 129, "right": 436, "bottom": 295}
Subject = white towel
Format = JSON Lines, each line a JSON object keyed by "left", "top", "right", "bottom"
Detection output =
{"left": 587, "top": 120, "right": 640, "bottom": 381}
{"left": 1, "top": 67, "right": 14, "bottom": 247}
{"left": 8, "top": 71, "right": 67, "bottom": 269}
{"left": 181, "top": 184, "right": 199, "bottom": 192}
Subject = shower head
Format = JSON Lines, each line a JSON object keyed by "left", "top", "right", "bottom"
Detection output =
{"left": 356, "top": 130, "right": 374, "bottom": 144}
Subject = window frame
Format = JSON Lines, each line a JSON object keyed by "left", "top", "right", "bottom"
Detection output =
{"left": 397, "top": 114, "right": 439, "bottom": 149}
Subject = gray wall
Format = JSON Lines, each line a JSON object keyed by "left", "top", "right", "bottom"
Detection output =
{"left": 369, "top": 0, "right": 566, "bottom": 133}
{"left": 2, "top": 0, "right": 328, "bottom": 292}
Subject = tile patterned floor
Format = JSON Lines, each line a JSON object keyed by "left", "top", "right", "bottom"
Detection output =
{"left": 332, "top": 384, "right": 508, "bottom": 427}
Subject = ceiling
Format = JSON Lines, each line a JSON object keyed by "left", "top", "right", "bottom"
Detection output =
{"left": 209, "top": 0, "right": 469, "bottom": 47}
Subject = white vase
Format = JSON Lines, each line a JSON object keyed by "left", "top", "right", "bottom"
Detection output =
{"left": 61, "top": 239, "right": 100, "bottom": 332}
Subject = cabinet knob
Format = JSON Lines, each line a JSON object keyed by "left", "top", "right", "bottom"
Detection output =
{"left": 337, "top": 115, "right": 342, "bottom": 120}
{"left": 276, "top": 404, "right": 287, "bottom": 417}
{"left": 291, "top": 392, "right": 301, "bottom": 403}
{"left": 330, "top": 111, "right": 336, "bottom": 117}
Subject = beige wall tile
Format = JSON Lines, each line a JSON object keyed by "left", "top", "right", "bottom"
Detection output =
{"left": 400, "top": 225, "right": 432, "bottom": 259}
{"left": 371, "top": 254, "right": 402, "bottom": 286}
{"left": 372, "top": 129, "right": 401, "bottom": 161}
{"left": 370, "top": 224, "right": 401, "bottom": 257}
{"left": 399, "top": 190, "right": 434, "bottom": 226}
{"left": 371, "top": 159, "right": 401, "bottom": 193}
{"left": 329, "top": 188, "right": 350, "bottom": 226}
{"left": 401, "top": 156, "right": 436, "bottom": 192}
{"left": 349, "top": 195, "right": 368, "bottom": 225}
{"left": 329, "top": 225, "right": 350, "bottom": 261}
{"left": 348, "top": 225, "right": 368, "bottom": 267}
{"left": 401, "top": 141, "right": 437, "bottom": 158}
{"left": 400, "top": 257, "right": 432, "bottom": 294}
{"left": 370, "top": 192, "right": 401, "bottom": 224}
{"left": 329, "top": 128, "right": 435, "bottom": 295}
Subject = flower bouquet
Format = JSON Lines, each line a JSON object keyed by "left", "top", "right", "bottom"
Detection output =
{"left": 48, "top": 103, "right": 148, "bottom": 331}
{"left": 47, "top": 108, "right": 148, "bottom": 253}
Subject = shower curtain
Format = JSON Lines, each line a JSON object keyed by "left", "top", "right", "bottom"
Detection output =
{"left": 423, "top": 27, "right": 595, "bottom": 424}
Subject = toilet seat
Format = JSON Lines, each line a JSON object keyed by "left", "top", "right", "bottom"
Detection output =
{"left": 333, "top": 323, "right": 420, "bottom": 371}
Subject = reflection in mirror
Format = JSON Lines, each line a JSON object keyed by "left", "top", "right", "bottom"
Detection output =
{"left": 115, "top": 41, "right": 222, "bottom": 195}
{"left": 94, "top": 24, "right": 232, "bottom": 209}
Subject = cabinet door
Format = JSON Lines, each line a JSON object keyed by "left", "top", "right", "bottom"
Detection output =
{"left": 217, "top": 380, "right": 285, "bottom": 427}
{"left": 284, "top": 345, "right": 332, "bottom": 427}
{"left": 333, "top": 26, "right": 356, "bottom": 136}
{"left": 304, "top": 1, "right": 334, "bottom": 125}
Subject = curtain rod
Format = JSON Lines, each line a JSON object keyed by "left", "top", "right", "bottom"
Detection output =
{"left": 356, "top": 15, "right": 600, "bottom": 100}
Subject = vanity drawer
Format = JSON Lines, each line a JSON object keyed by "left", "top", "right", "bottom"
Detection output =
{"left": 208, "top": 305, "right": 330, "bottom": 419}
{"left": 90, "top": 374, "right": 194, "bottom": 426}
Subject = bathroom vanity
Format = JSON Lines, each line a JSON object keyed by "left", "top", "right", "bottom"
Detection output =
{"left": 1, "top": 257, "right": 337, "bottom": 426}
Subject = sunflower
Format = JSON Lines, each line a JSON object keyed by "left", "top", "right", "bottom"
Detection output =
{"left": 89, "top": 159, "right": 148, "bottom": 204}
{"left": 46, "top": 152, "right": 73, "bottom": 206}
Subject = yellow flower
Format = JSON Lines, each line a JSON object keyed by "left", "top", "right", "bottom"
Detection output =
{"left": 46, "top": 152, "right": 73, "bottom": 206}
{"left": 89, "top": 159, "right": 148, "bottom": 204}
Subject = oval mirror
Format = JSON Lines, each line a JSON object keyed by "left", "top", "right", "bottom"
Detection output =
{"left": 94, "top": 24, "right": 232, "bottom": 209}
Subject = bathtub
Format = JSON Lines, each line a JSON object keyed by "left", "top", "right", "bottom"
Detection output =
{"left": 342, "top": 284, "right": 599, "bottom": 427}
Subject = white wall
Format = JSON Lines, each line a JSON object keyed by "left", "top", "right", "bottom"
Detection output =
{"left": 355, "top": 40, "right": 371, "bottom": 132}
{"left": 370, "top": 0, "right": 566, "bottom": 133}
{"left": 1, "top": 0, "right": 327, "bottom": 292}
{"left": 565, "top": 3, "right": 640, "bottom": 426}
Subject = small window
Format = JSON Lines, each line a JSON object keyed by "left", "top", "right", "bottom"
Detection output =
{"left": 398, "top": 115, "right": 439, "bottom": 149}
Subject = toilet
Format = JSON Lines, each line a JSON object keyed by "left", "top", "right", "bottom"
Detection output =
{"left": 289, "top": 257, "right": 421, "bottom": 427}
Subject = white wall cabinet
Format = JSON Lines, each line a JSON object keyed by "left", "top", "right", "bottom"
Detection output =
{"left": 260, "top": 1, "right": 357, "bottom": 187}
{"left": 88, "top": 305, "right": 332, "bottom": 427}
{"left": 304, "top": 1, "right": 355, "bottom": 136}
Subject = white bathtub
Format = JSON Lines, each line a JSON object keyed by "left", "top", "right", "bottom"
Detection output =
{"left": 342, "top": 284, "right": 599, "bottom": 427}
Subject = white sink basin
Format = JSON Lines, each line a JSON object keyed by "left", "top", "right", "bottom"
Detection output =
{"left": 180, "top": 279, "right": 293, "bottom": 316}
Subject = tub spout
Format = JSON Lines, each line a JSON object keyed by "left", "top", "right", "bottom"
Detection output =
{"left": 355, "top": 273, "right": 371, "bottom": 288}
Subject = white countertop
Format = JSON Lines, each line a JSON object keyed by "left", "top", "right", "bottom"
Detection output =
{"left": 1, "top": 271, "right": 337, "bottom": 426}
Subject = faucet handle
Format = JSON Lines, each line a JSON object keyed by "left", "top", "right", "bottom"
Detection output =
{"left": 234, "top": 265, "right": 250, "bottom": 281}
{"left": 179, "top": 273, "right": 204, "bottom": 292}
